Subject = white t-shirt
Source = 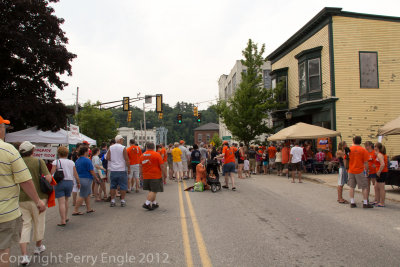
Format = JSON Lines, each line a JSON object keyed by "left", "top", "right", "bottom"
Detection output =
{"left": 290, "top": 146, "right": 304, "bottom": 163}
{"left": 244, "top": 160, "right": 250, "bottom": 171}
{"left": 179, "top": 145, "right": 188, "bottom": 162}
{"left": 109, "top": 143, "right": 127, "bottom": 171}
{"left": 52, "top": 158, "right": 75, "bottom": 181}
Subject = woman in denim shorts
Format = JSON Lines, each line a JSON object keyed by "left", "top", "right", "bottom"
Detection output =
{"left": 51, "top": 146, "right": 81, "bottom": 226}
{"left": 72, "top": 147, "right": 98, "bottom": 215}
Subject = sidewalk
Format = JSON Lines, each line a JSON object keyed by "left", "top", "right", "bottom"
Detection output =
{"left": 302, "top": 173, "right": 400, "bottom": 202}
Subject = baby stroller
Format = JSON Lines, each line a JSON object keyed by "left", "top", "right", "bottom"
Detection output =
{"left": 206, "top": 160, "right": 221, "bottom": 193}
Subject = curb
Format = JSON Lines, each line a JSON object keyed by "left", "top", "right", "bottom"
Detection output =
{"left": 302, "top": 175, "right": 400, "bottom": 203}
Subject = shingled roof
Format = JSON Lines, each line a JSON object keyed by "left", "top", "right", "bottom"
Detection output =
{"left": 194, "top": 123, "right": 219, "bottom": 131}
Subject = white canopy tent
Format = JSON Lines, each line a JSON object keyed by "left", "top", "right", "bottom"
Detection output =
{"left": 267, "top": 122, "right": 341, "bottom": 141}
{"left": 5, "top": 126, "right": 96, "bottom": 146}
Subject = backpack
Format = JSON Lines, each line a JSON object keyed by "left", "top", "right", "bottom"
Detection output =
{"left": 100, "top": 150, "right": 108, "bottom": 169}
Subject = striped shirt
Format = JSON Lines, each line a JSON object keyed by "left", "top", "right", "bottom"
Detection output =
{"left": 0, "top": 139, "right": 32, "bottom": 223}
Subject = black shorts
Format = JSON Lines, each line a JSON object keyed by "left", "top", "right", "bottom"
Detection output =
{"left": 291, "top": 162, "right": 302, "bottom": 171}
{"left": 376, "top": 172, "right": 388, "bottom": 183}
{"left": 143, "top": 178, "right": 164, "bottom": 192}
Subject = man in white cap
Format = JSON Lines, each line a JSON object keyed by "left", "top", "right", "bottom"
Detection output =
{"left": 106, "top": 135, "right": 130, "bottom": 207}
{"left": 0, "top": 115, "right": 46, "bottom": 266}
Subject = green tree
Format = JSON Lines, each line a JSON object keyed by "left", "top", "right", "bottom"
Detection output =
{"left": 0, "top": 0, "right": 77, "bottom": 131}
{"left": 76, "top": 102, "right": 118, "bottom": 145}
{"left": 211, "top": 133, "right": 222, "bottom": 148}
{"left": 215, "top": 39, "right": 281, "bottom": 146}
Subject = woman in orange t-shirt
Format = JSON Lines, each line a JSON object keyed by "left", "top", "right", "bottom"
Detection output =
{"left": 215, "top": 142, "right": 236, "bottom": 191}
{"left": 364, "top": 141, "right": 377, "bottom": 204}
{"left": 374, "top": 142, "right": 388, "bottom": 207}
{"left": 196, "top": 158, "right": 209, "bottom": 189}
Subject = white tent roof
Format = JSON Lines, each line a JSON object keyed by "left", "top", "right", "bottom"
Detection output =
{"left": 5, "top": 126, "right": 96, "bottom": 145}
{"left": 268, "top": 122, "right": 341, "bottom": 141}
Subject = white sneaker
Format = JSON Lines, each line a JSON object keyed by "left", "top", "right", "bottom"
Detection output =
{"left": 20, "top": 255, "right": 30, "bottom": 265}
{"left": 34, "top": 244, "right": 46, "bottom": 254}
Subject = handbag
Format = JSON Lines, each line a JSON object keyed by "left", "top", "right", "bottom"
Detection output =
{"left": 53, "top": 160, "right": 65, "bottom": 183}
{"left": 38, "top": 159, "right": 53, "bottom": 194}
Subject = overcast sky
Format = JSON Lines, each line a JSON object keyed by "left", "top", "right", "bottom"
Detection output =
{"left": 51, "top": 0, "right": 399, "bottom": 110}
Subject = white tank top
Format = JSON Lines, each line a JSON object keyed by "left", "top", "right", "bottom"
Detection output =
{"left": 109, "top": 143, "right": 126, "bottom": 171}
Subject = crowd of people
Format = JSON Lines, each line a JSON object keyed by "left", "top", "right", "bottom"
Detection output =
{"left": 0, "top": 112, "right": 392, "bottom": 266}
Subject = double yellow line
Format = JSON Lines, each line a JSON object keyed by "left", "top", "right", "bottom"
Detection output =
{"left": 178, "top": 181, "right": 212, "bottom": 267}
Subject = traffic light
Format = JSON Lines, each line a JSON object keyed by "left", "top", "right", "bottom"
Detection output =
{"left": 158, "top": 112, "right": 163, "bottom": 119}
{"left": 123, "top": 97, "right": 130, "bottom": 111}
{"left": 193, "top": 106, "right": 198, "bottom": 117}
{"left": 197, "top": 113, "right": 201, "bottom": 123}
{"left": 127, "top": 110, "right": 132, "bottom": 122}
{"left": 177, "top": 114, "right": 182, "bottom": 124}
{"left": 156, "top": 94, "right": 163, "bottom": 113}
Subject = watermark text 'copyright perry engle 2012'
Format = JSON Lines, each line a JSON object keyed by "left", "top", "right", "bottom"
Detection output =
{"left": 2, "top": 252, "right": 170, "bottom": 266}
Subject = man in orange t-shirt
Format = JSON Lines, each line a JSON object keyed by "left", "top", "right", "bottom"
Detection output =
{"left": 281, "top": 143, "right": 290, "bottom": 176}
{"left": 126, "top": 139, "right": 142, "bottom": 193}
{"left": 348, "top": 136, "right": 373, "bottom": 208}
{"left": 267, "top": 144, "right": 277, "bottom": 171}
{"left": 140, "top": 142, "right": 164, "bottom": 210}
{"left": 215, "top": 141, "right": 236, "bottom": 190}
{"left": 157, "top": 144, "right": 168, "bottom": 185}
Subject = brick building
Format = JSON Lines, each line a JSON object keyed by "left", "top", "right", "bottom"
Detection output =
{"left": 194, "top": 123, "right": 219, "bottom": 145}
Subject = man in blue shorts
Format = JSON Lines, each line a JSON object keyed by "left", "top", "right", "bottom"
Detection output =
{"left": 106, "top": 135, "right": 130, "bottom": 207}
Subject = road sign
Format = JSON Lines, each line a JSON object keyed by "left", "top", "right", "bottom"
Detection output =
{"left": 222, "top": 136, "right": 231, "bottom": 140}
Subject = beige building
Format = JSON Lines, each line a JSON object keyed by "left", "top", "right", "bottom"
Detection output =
{"left": 267, "top": 7, "right": 400, "bottom": 156}
{"left": 218, "top": 60, "right": 272, "bottom": 143}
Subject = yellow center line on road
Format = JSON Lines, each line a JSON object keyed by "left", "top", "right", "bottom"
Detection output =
{"left": 178, "top": 181, "right": 194, "bottom": 267}
{"left": 183, "top": 180, "right": 213, "bottom": 267}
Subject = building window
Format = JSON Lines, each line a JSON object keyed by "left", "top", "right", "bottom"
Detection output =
{"left": 359, "top": 51, "right": 378, "bottom": 88}
{"left": 295, "top": 46, "right": 322, "bottom": 103}
{"left": 263, "top": 70, "right": 271, "bottom": 89}
{"left": 224, "top": 87, "right": 227, "bottom": 99}
{"left": 270, "top": 67, "right": 288, "bottom": 107}
{"left": 206, "top": 134, "right": 210, "bottom": 142}
{"left": 198, "top": 134, "right": 202, "bottom": 143}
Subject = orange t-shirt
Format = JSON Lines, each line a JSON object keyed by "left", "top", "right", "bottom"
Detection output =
{"left": 268, "top": 146, "right": 277, "bottom": 159}
{"left": 367, "top": 151, "right": 377, "bottom": 174}
{"left": 281, "top": 147, "right": 290, "bottom": 164}
{"left": 325, "top": 151, "right": 333, "bottom": 161}
{"left": 348, "top": 145, "right": 369, "bottom": 174}
{"left": 127, "top": 145, "right": 142, "bottom": 165}
{"left": 157, "top": 147, "right": 167, "bottom": 163}
{"left": 375, "top": 154, "right": 388, "bottom": 173}
{"left": 222, "top": 146, "right": 235, "bottom": 164}
{"left": 140, "top": 150, "right": 163, "bottom": 179}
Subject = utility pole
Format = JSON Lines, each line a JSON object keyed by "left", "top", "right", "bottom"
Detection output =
{"left": 75, "top": 87, "right": 79, "bottom": 115}
{"left": 143, "top": 102, "right": 147, "bottom": 145}
{"left": 140, "top": 120, "right": 143, "bottom": 147}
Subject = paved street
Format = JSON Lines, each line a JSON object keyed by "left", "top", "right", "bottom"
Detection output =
{"left": 9, "top": 174, "right": 400, "bottom": 267}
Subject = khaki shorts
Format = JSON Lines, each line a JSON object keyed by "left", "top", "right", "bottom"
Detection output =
{"left": 348, "top": 172, "right": 368, "bottom": 189}
{"left": 182, "top": 161, "right": 189, "bottom": 172}
{"left": 0, "top": 216, "right": 23, "bottom": 250}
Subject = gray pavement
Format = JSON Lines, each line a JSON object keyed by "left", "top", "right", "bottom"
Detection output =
{"left": 8, "top": 174, "right": 400, "bottom": 267}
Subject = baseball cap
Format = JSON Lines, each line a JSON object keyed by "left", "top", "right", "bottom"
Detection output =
{"left": 115, "top": 135, "right": 124, "bottom": 142}
{"left": 0, "top": 115, "right": 10, "bottom": 125}
{"left": 180, "top": 140, "right": 185, "bottom": 144}
{"left": 82, "top": 140, "right": 89, "bottom": 145}
{"left": 19, "top": 141, "right": 35, "bottom": 153}
{"left": 223, "top": 141, "right": 228, "bottom": 145}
